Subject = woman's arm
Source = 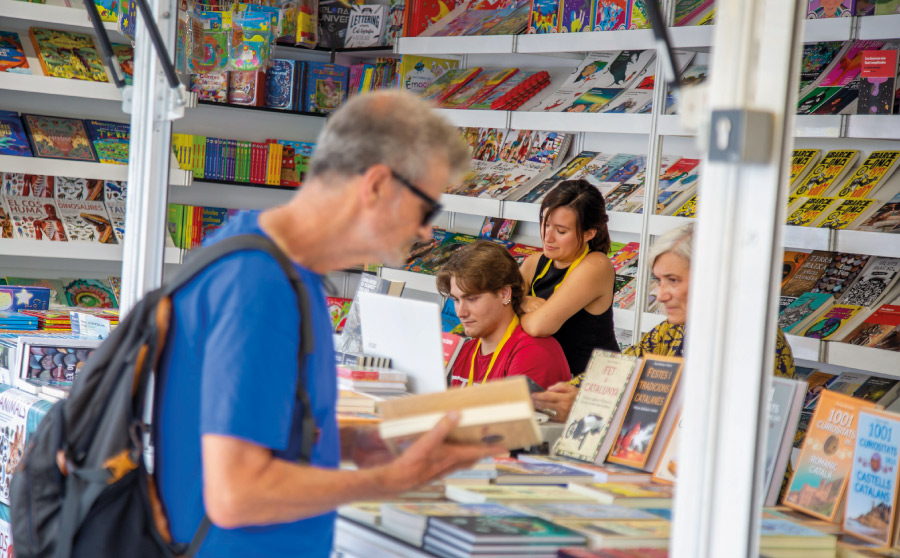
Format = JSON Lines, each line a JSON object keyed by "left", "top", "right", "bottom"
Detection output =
{"left": 519, "top": 252, "right": 541, "bottom": 290}
{"left": 520, "top": 253, "right": 614, "bottom": 338}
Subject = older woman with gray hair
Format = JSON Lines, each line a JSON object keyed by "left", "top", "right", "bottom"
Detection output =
{"left": 532, "top": 223, "right": 796, "bottom": 422}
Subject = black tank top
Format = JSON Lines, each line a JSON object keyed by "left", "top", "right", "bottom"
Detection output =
{"left": 530, "top": 254, "right": 619, "bottom": 377}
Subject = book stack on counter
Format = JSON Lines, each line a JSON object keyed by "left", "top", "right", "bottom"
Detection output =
{"left": 779, "top": 250, "right": 900, "bottom": 352}
{"left": 170, "top": 133, "right": 315, "bottom": 188}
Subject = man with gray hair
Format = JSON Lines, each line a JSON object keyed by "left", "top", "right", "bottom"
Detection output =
{"left": 155, "top": 91, "right": 494, "bottom": 558}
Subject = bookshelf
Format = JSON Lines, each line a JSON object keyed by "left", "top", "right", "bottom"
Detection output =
{"left": 0, "top": 240, "right": 182, "bottom": 265}
{"left": 0, "top": 155, "right": 193, "bottom": 187}
{"left": 785, "top": 334, "right": 900, "bottom": 377}
{"left": 0, "top": 72, "right": 122, "bottom": 102}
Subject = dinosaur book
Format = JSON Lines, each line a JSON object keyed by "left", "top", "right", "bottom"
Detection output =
{"left": 553, "top": 351, "right": 640, "bottom": 464}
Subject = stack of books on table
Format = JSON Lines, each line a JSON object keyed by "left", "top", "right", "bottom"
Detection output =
{"left": 422, "top": 515, "right": 586, "bottom": 558}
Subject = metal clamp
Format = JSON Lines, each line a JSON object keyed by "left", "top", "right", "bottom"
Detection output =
{"left": 707, "top": 109, "right": 775, "bottom": 165}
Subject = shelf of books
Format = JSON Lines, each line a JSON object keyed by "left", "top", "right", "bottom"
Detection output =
{"left": 510, "top": 112, "right": 653, "bottom": 135}
{"left": 434, "top": 108, "right": 511, "bottom": 129}
{"left": 0, "top": 0, "right": 126, "bottom": 42}
{"left": 0, "top": 73, "right": 121, "bottom": 102}
{"left": 516, "top": 28, "right": 658, "bottom": 54}
{"left": 0, "top": 240, "right": 182, "bottom": 265}
{"left": 441, "top": 194, "right": 503, "bottom": 218}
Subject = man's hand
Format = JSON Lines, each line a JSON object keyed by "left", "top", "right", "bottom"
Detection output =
{"left": 531, "top": 382, "right": 578, "bottom": 423}
{"left": 520, "top": 295, "right": 547, "bottom": 314}
{"left": 345, "top": 426, "right": 395, "bottom": 468}
{"left": 373, "top": 411, "right": 505, "bottom": 495}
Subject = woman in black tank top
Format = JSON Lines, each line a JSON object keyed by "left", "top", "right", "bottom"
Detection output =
{"left": 520, "top": 180, "right": 618, "bottom": 378}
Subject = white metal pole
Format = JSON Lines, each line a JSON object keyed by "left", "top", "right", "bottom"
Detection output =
{"left": 120, "top": 0, "right": 181, "bottom": 314}
{"left": 670, "top": 0, "right": 805, "bottom": 556}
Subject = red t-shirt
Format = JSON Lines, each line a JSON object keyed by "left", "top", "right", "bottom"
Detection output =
{"left": 449, "top": 325, "right": 571, "bottom": 389}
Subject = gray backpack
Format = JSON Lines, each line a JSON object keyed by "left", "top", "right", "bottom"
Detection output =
{"left": 11, "top": 234, "right": 317, "bottom": 557}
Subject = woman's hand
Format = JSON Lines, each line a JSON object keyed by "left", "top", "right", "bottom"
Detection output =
{"left": 531, "top": 382, "right": 578, "bottom": 423}
{"left": 520, "top": 295, "right": 547, "bottom": 314}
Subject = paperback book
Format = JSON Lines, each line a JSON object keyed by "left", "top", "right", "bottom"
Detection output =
{"left": 5, "top": 196, "right": 66, "bottom": 241}
{"left": 857, "top": 49, "right": 898, "bottom": 115}
{"left": 791, "top": 150, "right": 859, "bottom": 197}
{"left": 836, "top": 150, "right": 900, "bottom": 199}
{"left": 55, "top": 199, "right": 116, "bottom": 244}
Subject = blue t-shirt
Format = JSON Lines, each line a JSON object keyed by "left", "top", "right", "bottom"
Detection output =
{"left": 156, "top": 211, "right": 339, "bottom": 557}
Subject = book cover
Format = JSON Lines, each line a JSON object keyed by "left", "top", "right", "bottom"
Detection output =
{"left": 317, "top": 0, "right": 354, "bottom": 48}
{"left": 479, "top": 217, "right": 517, "bottom": 241}
{"left": 820, "top": 40, "right": 886, "bottom": 88}
{"left": 857, "top": 49, "right": 898, "bottom": 115}
{"left": 856, "top": 192, "right": 900, "bottom": 233}
{"left": 0, "top": 386, "right": 52, "bottom": 505}
{"left": 652, "top": 411, "right": 682, "bottom": 484}
{"left": 807, "top": 0, "right": 854, "bottom": 18}
{"left": 593, "top": 0, "right": 628, "bottom": 31}
{"left": 428, "top": 515, "right": 586, "bottom": 544}
{"left": 800, "top": 42, "right": 844, "bottom": 90}
{"left": 553, "top": 351, "right": 640, "bottom": 463}
{"left": 22, "top": 114, "right": 97, "bottom": 162}
{"left": 420, "top": 68, "right": 483, "bottom": 104}
{"left": 815, "top": 198, "right": 878, "bottom": 229}
{"left": 810, "top": 79, "right": 860, "bottom": 115}
{"left": 607, "top": 355, "right": 682, "bottom": 470}
{"left": 529, "top": 0, "right": 560, "bottom": 33}
{"left": 785, "top": 390, "right": 877, "bottom": 522}
{"left": 304, "top": 62, "right": 349, "bottom": 114}
{"left": 398, "top": 55, "right": 459, "bottom": 95}
{"left": 672, "top": 193, "right": 697, "bottom": 218}
{"left": 779, "top": 292, "right": 834, "bottom": 333}
{"left": 559, "top": 0, "right": 593, "bottom": 32}
{"left": 29, "top": 28, "right": 108, "bottom": 82}
{"left": 111, "top": 43, "right": 133, "bottom": 85}
{"left": 5, "top": 196, "right": 66, "bottom": 241}
{"left": 790, "top": 149, "right": 821, "bottom": 185}
{"left": 600, "top": 89, "right": 652, "bottom": 114}
{"left": 0, "top": 31, "right": 30, "bottom": 74}
{"left": 843, "top": 409, "right": 900, "bottom": 545}
{"left": 839, "top": 257, "right": 900, "bottom": 308}
{"left": 56, "top": 199, "right": 116, "bottom": 244}
{"left": 798, "top": 86, "right": 841, "bottom": 114}
{"left": 228, "top": 71, "right": 266, "bottom": 107}
{"left": 442, "top": 68, "right": 516, "bottom": 108}
{"left": 264, "top": 59, "right": 299, "bottom": 110}
{"left": 564, "top": 87, "right": 623, "bottom": 113}
{"left": 60, "top": 278, "right": 116, "bottom": 308}
{"left": 836, "top": 150, "right": 900, "bottom": 199}
{"left": 190, "top": 72, "right": 228, "bottom": 103}
{"left": 344, "top": 5, "right": 385, "bottom": 47}
{"left": 812, "top": 252, "right": 871, "bottom": 296}
{"left": 792, "top": 149, "right": 859, "bottom": 196}
{"left": 801, "top": 304, "right": 866, "bottom": 339}
{"left": 843, "top": 304, "right": 900, "bottom": 347}
{"left": 446, "top": 484, "right": 596, "bottom": 504}
{"left": 673, "top": 0, "right": 714, "bottom": 25}
{"left": 782, "top": 251, "right": 811, "bottom": 286}
{"left": 106, "top": 201, "right": 125, "bottom": 243}
{"left": 786, "top": 196, "right": 839, "bottom": 227}
{"left": 493, "top": 459, "right": 594, "bottom": 483}
{"left": 0, "top": 111, "right": 33, "bottom": 157}
{"left": 2, "top": 174, "right": 53, "bottom": 198}
{"left": 2, "top": 278, "right": 65, "bottom": 308}
{"left": 408, "top": 232, "right": 478, "bottom": 275}
{"left": 485, "top": 2, "right": 532, "bottom": 34}
{"left": 54, "top": 177, "right": 103, "bottom": 201}
{"left": 764, "top": 378, "right": 806, "bottom": 506}
{"left": 781, "top": 250, "right": 836, "bottom": 298}
{"left": 84, "top": 120, "right": 129, "bottom": 165}
{"left": 875, "top": 0, "right": 900, "bottom": 14}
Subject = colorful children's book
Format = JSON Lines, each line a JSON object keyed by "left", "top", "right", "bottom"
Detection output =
{"left": 807, "top": 0, "right": 855, "bottom": 18}
{"left": 190, "top": 72, "right": 228, "bottom": 103}
{"left": 60, "top": 278, "right": 117, "bottom": 308}
{"left": 0, "top": 111, "right": 33, "bottom": 157}
{"left": 29, "top": 28, "right": 108, "bottom": 82}
{"left": 84, "top": 120, "right": 130, "bottom": 165}
{"left": 673, "top": 0, "right": 714, "bottom": 25}
{"left": 593, "top": 0, "right": 628, "bottom": 31}
{"left": 558, "top": 0, "right": 593, "bottom": 32}
{"left": 56, "top": 199, "right": 116, "bottom": 244}
{"left": 529, "top": 0, "right": 560, "bottom": 33}
{"left": 420, "top": 68, "right": 483, "bottom": 104}
{"left": 784, "top": 390, "right": 877, "bottom": 522}
{"left": 22, "top": 114, "right": 97, "bottom": 162}
{"left": 264, "top": 59, "right": 300, "bottom": 110}
{"left": 2, "top": 173, "right": 53, "bottom": 197}
{"left": 0, "top": 31, "right": 31, "bottom": 74}
{"left": 836, "top": 150, "right": 900, "bottom": 199}
{"left": 5, "top": 195, "right": 67, "bottom": 241}
{"left": 302, "top": 62, "right": 349, "bottom": 114}
{"left": 398, "top": 55, "right": 459, "bottom": 95}
{"left": 111, "top": 43, "right": 133, "bottom": 85}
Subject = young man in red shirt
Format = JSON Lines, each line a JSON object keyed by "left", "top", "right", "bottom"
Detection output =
{"left": 436, "top": 241, "right": 571, "bottom": 389}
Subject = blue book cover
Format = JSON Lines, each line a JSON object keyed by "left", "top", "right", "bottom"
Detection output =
{"left": 304, "top": 62, "right": 349, "bottom": 115}
{"left": 0, "top": 110, "right": 33, "bottom": 157}
{"left": 204, "top": 138, "right": 215, "bottom": 180}
{"left": 0, "top": 30, "right": 31, "bottom": 74}
{"left": 0, "top": 286, "right": 51, "bottom": 312}
{"left": 83, "top": 119, "right": 130, "bottom": 164}
{"left": 265, "top": 59, "right": 299, "bottom": 110}
{"left": 295, "top": 61, "right": 308, "bottom": 112}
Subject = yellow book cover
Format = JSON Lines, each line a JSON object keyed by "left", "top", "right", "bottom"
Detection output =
{"left": 836, "top": 151, "right": 900, "bottom": 199}
{"left": 785, "top": 196, "right": 839, "bottom": 227}
{"left": 784, "top": 390, "right": 877, "bottom": 523}
{"left": 398, "top": 55, "right": 460, "bottom": 96}
{"left": 29, "top": 27, "right": 108, "bottom": 82}
{"left": 266, "top": 143, "right": 284, "bottom": 185}
{"left": 790, "top": 149, "right": 821, "bottom": 185}
{"left": 582, "top": 482, "right": 674, "bottom": 499}
{"left": 791, "top": 150, "right": 859, "bottom": 197}
{"left": 672, "top": 194, "right": 697, "bottom": 218}
{"left": 800, "top": 304, "right": 866, "bottom": 340}
{"left": 814, "top": 198, "right": 878, "bottom": 230}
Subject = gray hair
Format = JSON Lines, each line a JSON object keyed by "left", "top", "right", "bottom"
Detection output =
{"left": 308, "top": 90, "right": 471, "bottom": 184}
{"left": 648, "top": 223, "right": 693, "bottom": 268}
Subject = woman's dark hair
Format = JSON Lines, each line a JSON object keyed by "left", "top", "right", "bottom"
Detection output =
{"left": 539, "top": 179, "right": 611, "bottom": 254}
{"left": 436, "top": 241, "right": 525, "bottom": 314}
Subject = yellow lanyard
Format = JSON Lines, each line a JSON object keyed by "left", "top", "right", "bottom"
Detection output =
{"left": 530, "top": 245, "right": 590, "bottom": 296}
{"left": 468, "top": 315, "right": 520, "bottom": 386}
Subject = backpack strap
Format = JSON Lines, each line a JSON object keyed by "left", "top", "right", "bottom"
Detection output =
{"left": 162, "top": 234, "right": 319, "bottom": 557}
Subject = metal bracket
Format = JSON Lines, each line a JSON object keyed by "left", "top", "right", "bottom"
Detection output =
{"left": 708, "top": 109, "right": 775, "bottom": 165}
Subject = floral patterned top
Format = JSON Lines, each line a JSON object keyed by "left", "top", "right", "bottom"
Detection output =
{"left": 570, "top": 320, "right": 796, "bottom": 387}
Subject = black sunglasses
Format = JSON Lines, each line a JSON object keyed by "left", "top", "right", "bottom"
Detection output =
{"left": 391, "top": 170, "right": 443, "bottom": 226}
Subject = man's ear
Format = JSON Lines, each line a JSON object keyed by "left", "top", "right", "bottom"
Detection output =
{"left": 360, "top": 164, "right": 392, "bottom": 209}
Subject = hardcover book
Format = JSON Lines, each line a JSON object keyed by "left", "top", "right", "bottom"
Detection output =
{"left": 4, "top": 278, "right": 66, "bottom": 308}
{"left": 2, "top": 174, "right": 53, "bottom": 198}
{"left": 0, "top": 111, "right": 33, "bottom": 157}
{"left": 5, "top": 196, "right": 66, "bottom": 241}
{"left": 317, "top": 0, "right": 353, "bottom": 48}
{"left": 22, "top": 114, "right": 97, "bottom": 162}
{"left": 559, "top": 0, "right": 593, "bottom": 31}
{"left": 529, "top": 0, "right": 560, "bottom": 33}
{"left": 593, "top": 0, "right": 628, "bottom": 30}
{"left": 0, "top": 31, "right": 30, "bottom": 74}
{"left": 553, "top": 351, "right": 641, "bottom": 464}
{"left": 857, "top": 49, "right": 897, "bottom": 115}
{"left": 190, "top": 72, "right": 228, "bottom": 103}
{"left": 606, "top": 355, "right": 682, "bottom": 470}
{"left": 843, "top": 409, "right": 900, "bottom": 546}
{"left": 60, "top": 278, "right": 116, "bottom": 308}
{"left": 836, "top": 150, "right": 900, "bottom": 199}
{"left": 54, "top": 177, "right": 103, "bottom": 201}
{"left": 791, "top": 150, "right": 859, "bottom": 197}
{"left": 398, "top": 55, "right": 459, "bottom": 95}
{"left": 303, "top": 62, "right": 349, "bottom": 114}
{"left": 228, "top": 71, "right": 265, "bottom": 107}
{"left": 784, "top": 389, "right": 877, "bottom": 522}
{"left": 84, "top": 120, "right": 130, "bottom": 165}
{"left": 29, "top": 28, "right": 108, "bottom": 82}
{"left": 56, "top": 199, "right": 116, "bottom": 244}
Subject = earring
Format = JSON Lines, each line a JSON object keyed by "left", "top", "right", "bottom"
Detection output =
{"left": 504, "top": 299, "right": 511, "bottom": 306}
